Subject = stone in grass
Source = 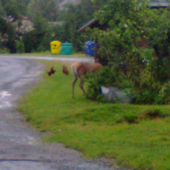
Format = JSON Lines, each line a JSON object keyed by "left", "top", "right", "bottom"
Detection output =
{"left": 101, "top": 86, "right": 132, "bottom": 104}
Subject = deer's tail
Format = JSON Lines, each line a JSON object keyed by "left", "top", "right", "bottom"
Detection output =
{"left": 71, "top": 62, "right": 84, "bottom": 78}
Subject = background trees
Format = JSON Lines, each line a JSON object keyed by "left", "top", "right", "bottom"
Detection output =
{"left": 27, "top": 0, "right": 58, "bottom": 22}
{"left": 0, "top": 0, "right": 114, "bottom": 53}
{"left": 23, "top": 0, "right": 98, "bottom": 52}
{"left": 62, "top": 0, "right": 94, "bottom": 51}
{"left": 0, "top": 0, "right": 27, "bottom": 52}
{"left": 0, "top": 0, "right": 112, "bottom": 53}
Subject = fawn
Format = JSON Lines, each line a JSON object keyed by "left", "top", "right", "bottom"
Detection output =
{"left": 63, "top": 62, "right": 102, "bottom": 98}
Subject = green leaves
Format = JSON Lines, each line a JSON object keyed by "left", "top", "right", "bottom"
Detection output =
{"left": 0, "top": 0, "right": 26, "bottom": 19}
{"left": 27, "top": 0, "right": 58, "bottom": 22}
{"left": 88, "top": 0, "right": 170, "bottom": 104}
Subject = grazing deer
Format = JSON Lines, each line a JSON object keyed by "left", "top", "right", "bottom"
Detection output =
{"left": 63, "top": 62, "right": 102, "bottom": 98}
{"left": 47, "top": 67, "right": 56, "bottom": 76}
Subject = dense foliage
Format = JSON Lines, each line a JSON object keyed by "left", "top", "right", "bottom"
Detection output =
{"left": 0, "top": 0, "right": 26, "bottom": 52}
{"left": 85, "top": 0, "right": 170, "bottom": 104}
{"left": 0, "top": 0, "right": 99, "bottom": 53}
{"left": 62, "top": 1, "right": 93, "bottom": 51}
{"left": 27, "top": 0, "right": 58, "bottom": 21}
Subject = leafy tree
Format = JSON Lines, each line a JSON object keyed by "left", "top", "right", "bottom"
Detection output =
{"left": 0, "top": 0, "right": 26, "bottom": 20}
{"left": 16, "top": 37, "right": 25, "bottom": 53}
{"left": 23, "top": 0, "right": 30, "bottom": 5}
{"left": 62, "top": 0, "right": 96, "bottom": 51}
{"left": 86, "top": 0, "right": 170, "bottom": 104}
{"left": 27, "top": 0, "right": 58, "bottom": 22}
{"left": 24, "top": 0, "right": 108, "bottom": 53}
{"left": 91, "top": 0, "right": 108, "bottom": 11}
{"left": 0, "top": 0, "right": 27, "bottom": 52}
{"left": 23, "top": 29, "right": 46, "bottom": 52}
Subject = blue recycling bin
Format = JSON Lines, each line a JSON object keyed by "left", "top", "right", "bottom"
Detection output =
{"left": 85, "top": 41, "right": 95, "bottom": 56}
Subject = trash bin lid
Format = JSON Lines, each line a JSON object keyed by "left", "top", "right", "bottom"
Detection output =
{"left": 62, "top": 43, "right": 72, "bottom": 46}
{"left": 50, "top": 41, "right": 61, "bottom": 45}
{"left": 85, "top": 41, "right": 94, "bottom": 45}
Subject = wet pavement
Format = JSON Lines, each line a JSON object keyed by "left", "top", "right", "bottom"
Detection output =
{"left": 0, "top": 55, "right": 129, "bottom": 170}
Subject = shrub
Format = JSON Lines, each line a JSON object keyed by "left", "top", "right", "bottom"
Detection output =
{"left": 131, "top": 57, "right": 170, "bottom": 104}
{"left": 88, "top": 0, "right": 170, "bottom": 104}
{"left": 86, "top": 60, "right": 170, "bottom": 104}
{"left": 23, "top": 30, "right": 45, "bottom": 52}
{"left": 155, "top": 81, "right": 170, "bottom": 104}
{"left": 85, "top": 66, "right": 133, "bottom": 101}
{"left": 16, "top": 39, "right": 25, "bottom": 53}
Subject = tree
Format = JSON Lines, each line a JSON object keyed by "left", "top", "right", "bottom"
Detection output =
{"left": 27, "top": 0, "right": 58, "bottom": 22}
{"left": 0, "top": 0, "right": 27, "bottom": 52}
{"left": 0, "top": 0, "right": 26, "bottom": 20}
{"left": 62, "top": 0, "right": 97, "bottom": 51}
{"left": 86, "top": 0, "right": 170, "bottom": 104}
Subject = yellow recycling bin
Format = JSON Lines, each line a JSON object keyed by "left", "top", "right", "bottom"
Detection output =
{"left": 50, "top": 41, "right": 61, "bottom": 54}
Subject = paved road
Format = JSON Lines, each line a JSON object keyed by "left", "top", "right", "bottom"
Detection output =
{"left": 1, "top": 55, "right": 94, "bottom": 62}
{"left": 0, "top": 55, "right": 129, "bottom": 170}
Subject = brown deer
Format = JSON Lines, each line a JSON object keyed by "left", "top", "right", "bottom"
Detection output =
{"left": 63, "top": 62, "right": 102, "bottom": 98}
{"left": 47, "top": 67, "right": 56, "bottom": 76}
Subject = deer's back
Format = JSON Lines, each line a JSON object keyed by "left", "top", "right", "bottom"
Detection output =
{"left": 71, "top": 62, "right": 102, "bottom": 77}
{"left": 86, "top": 63, "right": 102, "bottom": 72}
{"left": 71, "top": 62, "right": 84, "bottom": 77}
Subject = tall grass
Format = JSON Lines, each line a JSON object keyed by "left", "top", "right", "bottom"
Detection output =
{"left": 18, "top": 61, "right": 170, "bottom": 170}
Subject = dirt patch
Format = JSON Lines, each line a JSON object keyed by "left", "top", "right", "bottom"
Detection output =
{"left": 140, "top": 109, "right": 168, "bottom": 120}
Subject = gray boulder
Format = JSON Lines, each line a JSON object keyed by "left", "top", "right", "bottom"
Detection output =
{"left": 101, "top": 86, "right": 132, "bottom": 103}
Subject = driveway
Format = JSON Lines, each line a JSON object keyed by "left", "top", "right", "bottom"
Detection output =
{"left": 0, "top": 55, "right": 128, "bottom": 170}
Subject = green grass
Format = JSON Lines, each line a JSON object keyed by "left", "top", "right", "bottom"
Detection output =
{"left": 18, "top": 61, "right": 170, "bottom": 170}
{"left": 5, "top": 51, "right": 87, "bottom": 57}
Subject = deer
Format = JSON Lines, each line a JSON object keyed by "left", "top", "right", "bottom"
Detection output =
{"left": 47, "top": 67, "right": 56, "bottom": 76}
{"left": 62, "top": 61, "right": 102, "bottom": 98}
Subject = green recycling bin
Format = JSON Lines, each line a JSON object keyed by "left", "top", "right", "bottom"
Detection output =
{"left": 60, "top": 43, "right": 73, "bottom": 55}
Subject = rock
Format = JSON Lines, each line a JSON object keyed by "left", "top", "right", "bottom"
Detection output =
{"left": 101, "top": 86, "right": 132, "bottom": 103}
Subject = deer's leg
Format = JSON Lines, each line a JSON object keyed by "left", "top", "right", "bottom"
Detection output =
{"left": 79, "top": 79, "right": 85, "bottom": 95}
{"left": 72, "top": 76, "right": 78, "bottom": 98}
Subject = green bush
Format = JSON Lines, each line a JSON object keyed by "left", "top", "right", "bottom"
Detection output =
{"left": 87, "top": 0, "right": 170, "bottom": 104}
{"left": 86, "top": 60, "right": 170, "bottom": 104}
{"left": 132, "top": 65, "right": 159, "bottom": 104}
{"left": 16, "top": 39, "right": 25, "bottom": 53}
{"left": 23, "top": 30, "right": 46, "bottom": 53}
{"left": 131, "top": 54, "right": 170, "bottom": 104}
{"left": 155, "top": 81, "right": 170, "bottom": 104}
{"left": 85, "top": 66, "right": 133, "bottom": 101}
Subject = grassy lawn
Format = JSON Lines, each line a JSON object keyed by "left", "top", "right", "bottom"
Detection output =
{"left": 8, "top": 51, "right": 87, "bottom": 57}
{"left": 18, "top": 60, "right": 170, "bottom": 170}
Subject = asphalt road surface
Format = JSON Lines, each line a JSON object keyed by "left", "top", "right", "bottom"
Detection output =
{"left": 0, "top": 55, "right": 129, "bottom": 170}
